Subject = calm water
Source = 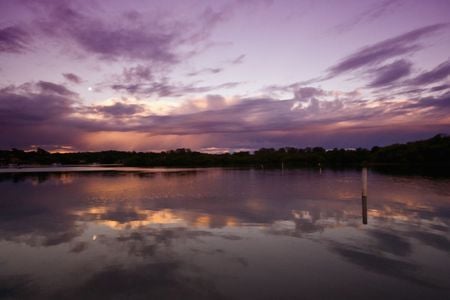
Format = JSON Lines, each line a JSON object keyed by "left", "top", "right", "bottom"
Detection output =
{"left": 0, "top": 168, "right": 449, "bottom": 299}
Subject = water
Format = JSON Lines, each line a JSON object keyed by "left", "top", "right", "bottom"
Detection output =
{"left": 0, "top": 168, "right": 449, "bottom": 299}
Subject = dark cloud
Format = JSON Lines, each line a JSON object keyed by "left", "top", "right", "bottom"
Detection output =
{"left": 429, "top": 84, "right": 450, "bottom": 92}
{"left": 63, "top": 73, "right": 83, "bottom": 84}
{"left": 327, "top": 23, "right": 447, "bottom": 78}
{"left": 0, "top": 82, "right": 76, "bottom": 126}
{"left": 129, "top": 97, "right": 363, "bottom": 136}
{"left": 0, "top": 81, "right": 83, "bottom": 149}
{"left": 121, "top": 65, "right": 153, "bottom": 82}
{"left": 411, "top": 59, "right": 450, "bottom": 86}
{"left": 368, "top": 59, "right": 412, "bottom": 87}
{"left": 111, "top": 81, "right": 174, "bottom": 97}
{"left": 187, "top": 67, "right": 223, "bottom": 77}
{"left": 137, "top": 98, "right": 295, "bottom": 135}
{"left": 0, "top": 26, "right": 31, "bottom": 53}
{"left": 110, "top": 83, "right": 144, "bottom": 95}
{"left": 111, "top": 81, "right": 241, "bottom": 98}
{"left": 402, "top": 93, "right": 450, "bottom": 111}
{"left": 294, "top": 86, "right": 326, "bottom": 102}
{"left": 119, "top": 93, "right": 447, "bottom": 149}
{"left": 92, "top": 102, "right": 145, "bottom": 117}
{"left": 230, "top": 54, "right": 246, "bottom": 64}
{"left": 106, "top": 58, "right": 237, "bottom": 97}
{"left": 20, "top": 1, "right": 231, "bottom": 65}
{"left": 37, "top": 3, "right": 179, "bottom": 62}
{"left": 0, "top": 79, "right": 448, "bottom": 150}
{"left": 36, "top": 81, "right": 77, "bottom": 96}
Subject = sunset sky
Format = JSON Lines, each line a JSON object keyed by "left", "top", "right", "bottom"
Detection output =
{"left": 1, "top": 0, "right": 449, "bottom": 152}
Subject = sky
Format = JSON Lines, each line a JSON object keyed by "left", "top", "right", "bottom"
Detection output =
{"left": 0, "top": 0, "right": 449, "bottom": 152}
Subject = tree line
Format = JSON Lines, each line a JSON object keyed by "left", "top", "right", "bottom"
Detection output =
{"left": 1, "top": 134, "right": 449, "bottom": 167}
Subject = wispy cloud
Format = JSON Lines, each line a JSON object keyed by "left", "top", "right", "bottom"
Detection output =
{"left": 0, "top": 26, "right": 31, "bottom": 53}
{"left": 187, "top": 68, "right": 223, "bottom": 77}
{"left": 230, "top": 54, "right": 246, "bottom": 65}
{"left": 110, "top": 81, "right": 242, "bottom": 98}
{"left": 367, "top": 59, "right": 412, "bottom": 87}
{"left": 327, "top": 23, "right": 447, "bottom": 78}
{"left": 333, "top": 0, "right": 403, "bottom": 33}
{"left": 87, "top": 102, "right": 145, "bottom": 117}
{"left": 16, "top": 0, "right": 233, "bottom": 66}
{"left": 63, "top": 73, "right": 83, "bottom": 84}
{"left": 410, "top": 59, "right": 450, "bottom": 86}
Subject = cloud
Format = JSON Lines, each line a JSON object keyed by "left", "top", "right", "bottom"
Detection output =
{"left": 0, "top": 26, "right": 31, "bottom": 53}
{"left": 333, "top": 0, "right": 402, "bottom": 33}
{"left": 91, "top": 102, "right": 145, "bottom": 117}
{"left": 19, "top": 1, "right": 232, "bottom": 65}
{"left": 172, "top": 95, "right": 228, "bottom": 114}
{"left": 121, "top": 65, "right": 154, "bottom": 82}
{"left": 0, "top": 81, "right": 83, "bottom": 149}
{"left": 367, "top": 59, "right": 412, "bottom": 87}
{"left": 107, "top": 89, "right": 447, "bottom": 149}
{"left": 294, "top": 87, "right": 326, "bottom": 102}
{"left": 187, "top": 67, "right": 223, "bottom": 77}
{"left": 38, "top": 3, "right": 180, "bottom": 62}
{"left": 327, "top": 23, "right": 447, "bottom": 78}
{"left": 127, "top": 95, "right": 369, "bottom": 138}
{"left": 36, "top": 81, "right": 77, "bottom": 96}
{"left": 230, "top": 54, "right": 246, "bottom": 65}
{"left": 0, "top": 82, "right": 76, "bottom": 126}
{"left": 63, "top": 73, "right": 83, "bottom": 84}
{"left": 185, "top": 6, "right": 233, "bottom": 45}
{"left": 410, "top": 59, "right": 450, "bottom": 86}
{"left": 401, "top": 93, "right": 450, "bottom": 113}
{"left": 0, "top": 79, "right": 449, "bottom": 151}
{"left": 429, "top": 84, "right": 450, "bottom": 92}
{"left": 110, "top": 81, "right": 242, "bottom": 98}
{"left": 0, "top": 83, "right": 354, "bottom": 149}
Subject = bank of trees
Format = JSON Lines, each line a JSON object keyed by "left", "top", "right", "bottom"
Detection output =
{"left": 1, "top": 134, "right": 449, "bottom": 167}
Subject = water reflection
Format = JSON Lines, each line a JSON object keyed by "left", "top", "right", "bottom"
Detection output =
{"left": 0, "top": 168, "right": 449, "bottom": 299}
{"left": 362, "top": 167, "right": 368, "bottom": 224}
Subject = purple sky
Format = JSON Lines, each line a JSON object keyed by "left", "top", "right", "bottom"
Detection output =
{"left": 1, "top": 0, "right": 449, "bottom": 152}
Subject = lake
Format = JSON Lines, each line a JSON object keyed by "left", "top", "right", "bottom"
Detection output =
{"left": 0, "top": 167, "right": 449, "bottom": 299}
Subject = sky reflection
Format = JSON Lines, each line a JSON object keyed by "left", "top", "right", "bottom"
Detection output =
{"left": 0, "top": 168, "right": 449, "bottom": 299}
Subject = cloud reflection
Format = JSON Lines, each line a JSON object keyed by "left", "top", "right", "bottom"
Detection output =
{"left": 0, "top": 169, "right": 449, "bottom": 298}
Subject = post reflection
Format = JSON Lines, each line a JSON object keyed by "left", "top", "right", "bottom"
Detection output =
{"left": 362, "top": 167, "right": 368, "bottom": 224}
